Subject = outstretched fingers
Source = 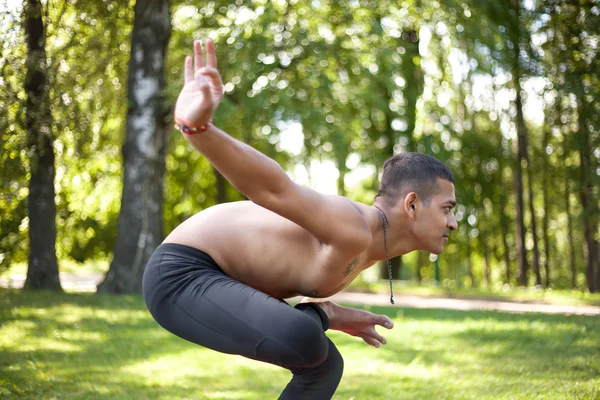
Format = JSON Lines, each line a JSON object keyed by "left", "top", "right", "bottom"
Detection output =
{"left": 360, "top": 334, "right": 381, "bottom": 348}
{"left": 361, "top": 314, "right": 394, "bottom": 348}
{"left": 194, "top": 40, "right": 204, "bottom": 73}
{"left": 367, "top": 326, "right": 387, "bottom": 345}
{"left": 205, "top": 39, "right": 217, "bottom": 68}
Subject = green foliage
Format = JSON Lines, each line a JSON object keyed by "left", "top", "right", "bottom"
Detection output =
{"left": 0, "top": 5, "right": 28, "bottom": 273}
{"left": 1, "top": 0, "right": 598, "bottom": 291}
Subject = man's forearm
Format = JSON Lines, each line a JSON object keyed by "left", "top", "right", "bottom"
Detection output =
{"left": 186, "top": 125, "right": 290, "bottom": 202}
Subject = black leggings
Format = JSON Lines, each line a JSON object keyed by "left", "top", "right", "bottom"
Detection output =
{"left": 142, "top": 243, "right": 343, "bottom": 399}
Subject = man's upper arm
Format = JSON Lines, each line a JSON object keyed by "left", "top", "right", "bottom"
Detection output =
{"left": 257, "top": 180, "right": 372, "bottom": 248}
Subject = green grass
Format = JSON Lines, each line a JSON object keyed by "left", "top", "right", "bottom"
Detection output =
{"left": 1, "top": 289, "right": 599, "bottom": 399}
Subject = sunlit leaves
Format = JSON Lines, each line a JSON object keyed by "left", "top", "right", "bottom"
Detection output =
{"left": 1, "top": 0, "right": 597, "bottom": 290}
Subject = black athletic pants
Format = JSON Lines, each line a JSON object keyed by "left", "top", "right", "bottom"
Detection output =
{"left": 142, "top": 243, "right": 344, "bottom": 399}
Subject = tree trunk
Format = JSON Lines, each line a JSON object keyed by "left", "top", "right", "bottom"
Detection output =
{"left": 541, "top": 128, "right": 551, "bottom": 287}
{"left": 466, "top": 239, "right": 475, "bottom": 288}
{"left": 500, "top": 188, "right": 512, "bottom": 284}
{"left": 578, "top": 108, "right": 598, "bottom": 293}
{"left": 401, "top": 29, "right": 422, "bottom": 152}
{"left": 513, "top": 79, "right": 529, "bottom": 286}
{"left": 379, "top": 258, "right": 403, "bottom": 280}
{"left": 23, "top": 0, "right": 61, "bottom": 291}
{"left": 337, "top": 169, "right": 346, "bottom": 197}
{"left": 378, "top": 26, "right": 422, "bottom": 280}
{"left": 336, "top": 160, "right": 347, "bottom": 197}
{"left": 97, "top": 0, "right": 171, "bottom": 294}
{"left": 525, "top": 151, "right": 542, "bottom": 286}
{"left": 215, "top": 168, "right": 228, "bottom": 204}
{"left": 507, "top": 0, "right": 530, "bottom": 287}
{"left": 565, "top": 177, "right": 577, "bottom": 289}
{"left": 416, "top": 251, "right": 426, "bottom": 284}
{"left": 334, "top": 138, "right": 349, "bottom": 197}
{"left": 493, "top": 77, "right": 512, "bottom": 285}
{"left": 513, "top": 143, "right": 528, "bottom": 286}
{"left": 482, "top": 238, "right": 491, "bottom": 288}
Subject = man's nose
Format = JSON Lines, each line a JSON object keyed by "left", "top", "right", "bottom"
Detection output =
{"left": 448, "top": 215, "right": 458, "bottom": 231}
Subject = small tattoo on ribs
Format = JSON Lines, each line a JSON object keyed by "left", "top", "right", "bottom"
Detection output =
{"left": 344, "top": 255, "right": 360, "bottom": 277}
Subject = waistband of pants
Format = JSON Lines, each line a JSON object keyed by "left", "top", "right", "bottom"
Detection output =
{"left": 152, "top": 242, "right": 224, "bottom": 274}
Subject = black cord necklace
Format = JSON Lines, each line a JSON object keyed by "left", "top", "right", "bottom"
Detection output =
{"left": 377, "top": 208, "right": 395, "bottom": 304}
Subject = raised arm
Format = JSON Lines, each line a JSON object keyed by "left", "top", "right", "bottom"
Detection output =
{"left": 174, "top": 40, "right": 287, "bottom": 200}
{"left": 174, "top": 40, "right": 371, "bottom": 248}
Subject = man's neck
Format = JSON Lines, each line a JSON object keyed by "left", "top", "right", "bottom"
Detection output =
{"left": 364, "top": 203, "right": 417, "bottom": 263}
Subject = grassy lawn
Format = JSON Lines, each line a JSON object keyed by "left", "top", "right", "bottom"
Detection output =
{"left": 1, "top": 289, "right": 599, "bottom": 400}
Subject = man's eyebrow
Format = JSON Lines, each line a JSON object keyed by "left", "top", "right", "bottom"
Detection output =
{"left": 445, "top": 200, "right": 457, "bottom": 207}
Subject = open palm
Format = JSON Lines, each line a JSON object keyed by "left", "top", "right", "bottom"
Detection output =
{"left": 174, "top": 39, "right": 224, "bottom": 127}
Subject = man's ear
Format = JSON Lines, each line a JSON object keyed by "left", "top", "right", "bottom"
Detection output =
{"left": 403, "top": 192, "right": 419, "bottom": 221}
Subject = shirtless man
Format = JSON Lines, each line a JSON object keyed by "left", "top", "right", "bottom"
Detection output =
{"left": 142, "top": 40, "right": 458, "bottom": 399}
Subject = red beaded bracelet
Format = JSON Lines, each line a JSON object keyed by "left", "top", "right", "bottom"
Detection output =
{"left": 174, "top": 119, "right": 213, "bottom": 135}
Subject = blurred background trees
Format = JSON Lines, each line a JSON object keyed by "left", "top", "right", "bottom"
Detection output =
{"left": 1, "top": 0, "right": 598, "bottom": 293}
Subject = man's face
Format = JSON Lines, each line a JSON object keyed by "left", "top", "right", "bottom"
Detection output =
{"left": 413, "top": 179, "right": 457, "bottom": 255}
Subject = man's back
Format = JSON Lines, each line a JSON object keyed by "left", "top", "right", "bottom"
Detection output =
{"left": 164, "top": 200, "right": 375, "bottom": 299}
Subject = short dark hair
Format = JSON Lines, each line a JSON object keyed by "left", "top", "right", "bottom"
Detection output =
{"left": 375, "top": 152, "right": 455, "bottom": 205}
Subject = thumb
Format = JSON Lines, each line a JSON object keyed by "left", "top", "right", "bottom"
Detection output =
{"left": 378, "top": 315, "right": 394, "bottom": 329}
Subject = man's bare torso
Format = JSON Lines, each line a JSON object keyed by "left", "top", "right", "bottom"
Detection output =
{"left": 164, "top": 201, "right": 375, "bottom": 299}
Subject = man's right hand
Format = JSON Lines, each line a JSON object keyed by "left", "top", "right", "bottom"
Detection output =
{"left": 174, "top": 39, "right": 224, "bottom": 128}
{"left": 324, "top": 302, "right": 394, "bottom": 348}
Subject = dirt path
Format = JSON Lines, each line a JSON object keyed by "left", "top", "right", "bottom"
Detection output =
{"left": 315, "top": 292, "right": 600, "bottom": 316}
{"left": 3, "top": 272, "right": 599, "bottom": 316}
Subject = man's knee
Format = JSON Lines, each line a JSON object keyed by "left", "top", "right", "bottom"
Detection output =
{"left": 256, "top": 314, "right": 329, "bottom": 368}
{"left": 288, "top": 316, "right": 330, "bottom": 367}
{"left": 290, "top": 340, "right": 344, "bottom": 389}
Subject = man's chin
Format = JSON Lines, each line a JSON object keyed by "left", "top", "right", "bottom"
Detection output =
{"left": 429, "top": 246, "right": 444, "bottom": 255}
{"left": 421, "top": 242, "right": 445, "bottom": 255}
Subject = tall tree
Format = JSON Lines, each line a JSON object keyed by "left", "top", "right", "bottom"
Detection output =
{"left": 507, "top": 0, "right": 540, "bottom": 286}
{"left": 577, "top": 98, "right": 598, "bottom": 292}
{"left": 372, "top": 11, "right": 423, "bottom": 280}
{"left": 97, "top": 0, "right": 171, "bottom": 293}
{"left": 561, "top": 0, "right": 599, "bottom": 292}
{"left": 540, "top": 0, "right": 599, "bottom": 291}
{"left": 22, "top": 0, "right": 61, "bottom": 291}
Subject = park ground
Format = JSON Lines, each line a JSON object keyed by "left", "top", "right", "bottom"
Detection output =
{"left": 1, "top": 271, "right": 600, "bottom": 399}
